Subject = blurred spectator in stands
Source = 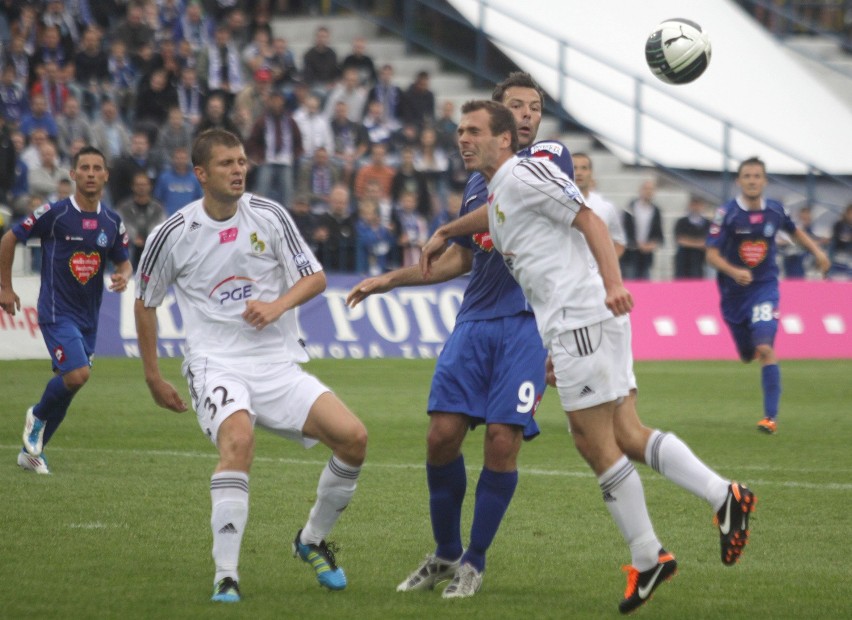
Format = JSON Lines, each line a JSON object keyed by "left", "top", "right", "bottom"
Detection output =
{"left": 621, "top": 178, "right": 664, "bottom": 280}
{"left": 133, "top": 40, "right": 161, "bottom": 79}
{"left": 248, "top": 4, "right": 274, "bottom": 41}
{"left": 245, "top": 90, "right": 303, "bottom": 208}
{"left": 28, "top": 141, "right": 70, "bottom": 200}
{"left": 414, "top": 126, "right": 448, "bottom": 204}
{"left": 391, "top": 146, "right": 431, "bottom": 218}
{"left": 361, "top": 99, "right": 395, "bottom": 151}
{"left": 777, "top": 205, "right": 826, "bottom": 279}
{"left": 235, "top": 67, "right": 274, "bottom": 133}
{"left": 20, "top": 93, "right": 58, "bottom": 140}
{"left": 116, "top": 170, "right": 166, "bottom": 268}
{"left": 223, "top": 8, "right": 251, "bottom": 50}
{"left": 396, "top": 189, "right": 429, "bottom": 267}
{"left": 73, "top": 27, "right": 110, "bottom": 119}
{"left": 329, "top": 99, "right": 368, "bottom": 164}
{"left": 65, "top": 137, "right": 88, "bottom": 167}
{"left": 434, "top": 100, "right": 458, "bottom": 152}
{"left": 42, "top": 0, "right": 79, "bottom": 49}
{"left": 154, "top": 145, "right": 203, "bottom": 216}
{"left": 56, "top": 95, "right": 92, "bottom": 158}
{"left": 153, "top": 39, "right": 184, "bottom": 84}
{"left": 341, "top": 36, "right": 377, "bottom": 87}
{"left": 362, "top": 177, "right": 396, "bottom": 233}
{"left": 5, "top": 35, "right": 35, "bottom": 90}
{"left": 388, "top": 121, "right": 420, "bottom": 156}
{"left": 11, "top": 5, "right": 38, "bottom": 57}
{"left": 0, "top": 64, "right": 29, "bottom": 125}
{"left": 109, "top": 129, "right": 163, "bottom": 205}
{"left": 157, "top": 0, "right": 185, "bottom": 41}
{"left": 324, "top": 67, "right": 368, "bottom": 124}
{"left": 9, "top": 130, "right": 29, "bottom": 219}
{"left": 268, "top": 37, "right": 299, "bottom": 91}
{"left": 0, "top": 115, "right": 15, "bottom": 206}
{"left": 175, "top": 0, "right": 214, "bottom": 55}
{"left": 106, "top": 39, "right": 138, "bottom": 123}
{"left": 354, "top": 141, "right": 394, "bottom": 201}
{"left": 194, "top": 93, "right": 241, "bottom": 136}
{"left": 155, "top": 106, "right": 195, "bottom": 164}
{"left": 572, "top": 152, "right": 624, "bottom": 260}
{"left": 34, "top": 24, "right": 71, "bottom": 70}
{"left": 241, "top": 28, "right": 274, "bottom": 76}
{"left": 31, "top": 60, "right": 69, "bottom": 118}
{"left": 91, "top": 98, "right": 132, "bottom": 164}
{"left": 21, "top": 127, "right": 50, "bottom": 171}
{"left": 400, "top": 70, "right": 435, "bottom": 130}
{"left": 828, "top": 203, "right": 852, "bottom": 279}
{"left": 289, "top": 192, "right": 327, "bottom": 253}
{"left": 366, "top": 64, "right": 402, "bottom": 130}
{"left": 177, "top": 65, "right": 207, "bottom": 128}
{"left": 316, "top": 184, "right": 357, "bottom": 272}
{"left": 200, "top": 24, "right": 244, "bottom": 109}
{"left": 356, "top": 197, "right": 395, "bottom": 275}
{"left": 297, "top": 146, "right": 341, "bottom": 213}
{"left": 302, "top": 25, "right": 339, "bottom": 96}
{"left": 135, "top": 67, "right": 179, "bottom": 142}
{"left": 294, "top": 94, "right": 334, "bottom": 160}
{"left": 114, "top": 2, "right": 155, "bottom": 58}
{"left": 672, "top": 195, "right": 711, "bottom": 279}
{"left": 429, "top": 188, "right": 462, "bottom": 236}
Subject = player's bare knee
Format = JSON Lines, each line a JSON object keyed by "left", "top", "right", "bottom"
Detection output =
{"left": 62, "top": 367, "right": 90, "bottom": 392}
{"left": 339, "top": 421, "right": 368, "bottom": 466}
{"left": 483, "top": 425, "right": 521, "bottom": 467}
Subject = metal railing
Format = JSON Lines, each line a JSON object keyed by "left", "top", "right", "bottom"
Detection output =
{"left": 331, "top": 0, "right": 851, "bottom": 215}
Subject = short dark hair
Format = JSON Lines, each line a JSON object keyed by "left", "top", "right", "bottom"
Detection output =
{"left": 492, "top": 71, "right": 545, "bottom": 107}
{"left": 71, "top": 145, "right": 107, "bottom": 169}
{"left": 572, "top": 151, "right": 592, "bottom": 169}
{"left": 191, "top": 129, "right": 243, "bottom": 167}
{"left": 737, "top": 156, "right": 766, "bottom": 176}
{"left": 460, "top": 100, "right": 518, "bottom": 152}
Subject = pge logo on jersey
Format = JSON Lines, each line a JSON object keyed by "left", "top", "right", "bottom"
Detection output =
{"left": 209, "top": 276, "right": 257, "bottom": 305}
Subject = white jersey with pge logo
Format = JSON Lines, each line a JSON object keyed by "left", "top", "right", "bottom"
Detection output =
{"left": 486, "top": 156, "right": 613, "bottom": 346}
{"left": 137, "top": 193, "right": 322, "bottom": 365}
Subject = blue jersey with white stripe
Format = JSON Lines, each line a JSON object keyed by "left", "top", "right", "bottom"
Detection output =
{"left": 452, "top": 140, "right": 573, "bottom": 323}
{"left": 706, "top": 197, "right": 795, "bottom": 298}
{"left": 12, "top": 197, "right": 129, "bottom": 330}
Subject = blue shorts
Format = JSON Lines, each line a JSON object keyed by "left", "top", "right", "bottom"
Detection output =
{"left": 428, "top": 313, "right": 545, "bottom": 439}
{"left": 720, "top": 282, "right": 780, "bottom": 361}
{"left": 40, "top": 321, "right": 96, "bottom": 373}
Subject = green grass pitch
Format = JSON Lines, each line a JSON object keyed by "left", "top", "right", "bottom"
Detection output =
{"left": 1, "top": 358, "right": 850, "bottom": 619}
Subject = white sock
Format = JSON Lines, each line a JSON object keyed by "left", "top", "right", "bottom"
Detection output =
{"left": 300, "top": 455, "right": 360, "bottom": 545}
{"left": 598, "top": 455, "right": 661, "bottom": 571}
{"left": 645, "top": 430, "right": 730, "bottom": 511}
{"left": 211, "top": 471, "right": 249, "bottom": 583}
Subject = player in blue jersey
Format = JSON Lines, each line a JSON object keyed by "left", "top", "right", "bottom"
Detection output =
{"left": 0, "top": 146, "right": 132, "bottom": 473}
{"left": 346, "top": 72, "right": 571, "bottom": 598}
{"left": 706, "top": 157, "right": 829, "bottom": 434}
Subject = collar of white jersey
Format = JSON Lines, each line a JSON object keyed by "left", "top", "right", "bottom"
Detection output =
{"left": 70, "top": 195, "right": 101, "bottom": 215}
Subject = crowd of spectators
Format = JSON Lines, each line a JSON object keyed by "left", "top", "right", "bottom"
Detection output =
{"left": 0, "top": 0, "right": 466, "bottom": 276}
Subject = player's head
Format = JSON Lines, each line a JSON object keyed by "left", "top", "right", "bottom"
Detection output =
{"left": 192, "top": 129, "right": 247, "bottom": 201}
{"left": 492, "top": 72, "right": 544, "bottom": 149}
{"left": 736, "top": 156, "right": 767, "bottom": 202}
{"left": 70, "top": 146, "right": 109, "bottom": 200}
{"left": 458, "top": 100, "right": 517, "bottom": 178}
{"left": 572, "top": 152, "right": 593, "bottom": 193}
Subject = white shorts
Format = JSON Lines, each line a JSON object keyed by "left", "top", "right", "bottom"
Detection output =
{"left": 550, "top": 315, "right": 635, "bottom": 412}
{"left": 185, "top": 358, "right": 331, "bottom": 448}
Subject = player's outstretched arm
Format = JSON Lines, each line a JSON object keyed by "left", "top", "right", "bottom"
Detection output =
{"left": 347, "top": 244, "right": 472, "bottom": 308}
{"left": 421, "top": 204, "right": 488, "bottom": 277}
{"left": 794, "top": 228, "right": 831, "bottom": 276}
{"left": 134, "top": 299, "right": 188, "bottom": 412}
{"left": 243, "top": 270, "right": 327, "bottom": 330}
{"left": 574, "top": 206, "right": 633, "bottom": 316}
{"left": 0, "top": 230, "right": 21, "bottom": 316}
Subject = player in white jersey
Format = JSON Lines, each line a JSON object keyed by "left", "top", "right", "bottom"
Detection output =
{"left": 435, "top": 101, "right": 757, "bottom": 614}
{"left": 134, "top": 129, "right": 367, "bottom": 602}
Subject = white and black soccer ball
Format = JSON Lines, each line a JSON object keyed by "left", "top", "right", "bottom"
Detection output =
{"left": 645, "top": 18, "right": 711, "bottom": 85}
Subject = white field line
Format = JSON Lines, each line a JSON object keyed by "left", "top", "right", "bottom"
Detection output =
{"left": 6, "top": 444, "right": 851, "bottom": 491}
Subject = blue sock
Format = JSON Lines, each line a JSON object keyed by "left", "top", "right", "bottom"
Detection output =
{"left": 427, "top": 455, "right": 466, "bottom": 561}
{"left": 462, "top": 468, "right": 518, "bottom": 573}
{"left": 761, "top": 364, "right": 781, "bottom": 419}
{"left": 33, "top": 375, "right": 75, "bottom": 447}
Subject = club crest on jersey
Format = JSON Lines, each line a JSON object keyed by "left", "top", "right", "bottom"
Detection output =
{"left": 82, "top": 218, "right": 98, "bottom": 230}
{"left": 96, "top": 230, "right": 108, "bottom": 247}
{"left": 562, "top": 181, "right": 583, "bottom": 204}
{"left": 738, "top": 240, "right": 768, "bottom": 268}
{"left": 69, "top": 252, "right": 101, "bottom": 284}
{"left": 472, "top": 232, "right": 493, "bottom": 251}
{"left": 219, "top": 227, "right": 238, "bottom": 244}
{"left": 763, "top": 223, "right": 775, "bottom": 237}
{"left": 293, "top": 252, "right": 310, "bottom": 268}
{"left": 250, "top": 232, "right": 266, "bottom": 253}
{"left": 493, "top": 202, "right": 505, "bottom": 224}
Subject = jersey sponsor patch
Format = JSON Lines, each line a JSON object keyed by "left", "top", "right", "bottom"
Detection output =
{"left": 82, "top": 218, "right": 98, "bottom": 230}
{"left": 219, "top": 227, "right": 238, "bottom": 244}
{"left": 748, "top": 212, "right": 763, "bottom": 224}
{"left": 21, "top": 215, "right": 35, "bottom": 231}
{"left": 69, "top": 251, "right": 102, "bottom": 284}
{"left": 472, "top": 231, "right": 494, "bottom": 251}
{"left": 529, "top": 142, "right": 564, "bottom": 157}
{"left": 738, "top": 239, "right": 768, "bottom": 267}
{"left": 33, "top": 203, "right": 51, "bottom": 219}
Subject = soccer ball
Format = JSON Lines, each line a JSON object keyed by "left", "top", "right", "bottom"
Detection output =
{"left": 645, "top": 18, "right": 711, "bottom": 84}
